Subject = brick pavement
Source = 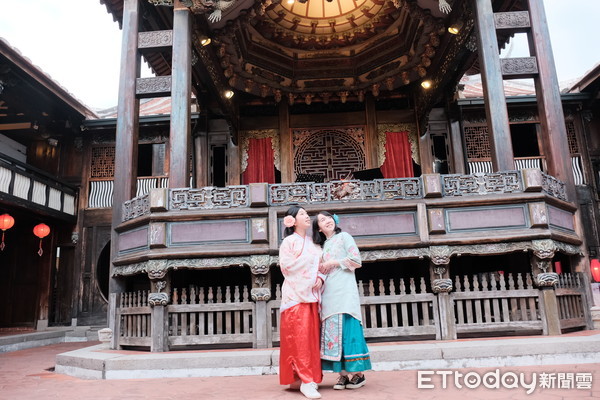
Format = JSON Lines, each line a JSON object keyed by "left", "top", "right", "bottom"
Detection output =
{"left": 0, "top": 342, "right": 599, "bottom": 400}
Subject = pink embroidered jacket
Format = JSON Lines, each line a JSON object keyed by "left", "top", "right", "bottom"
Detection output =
{"left": 278, "top": 233, "right": 324, "bottom": 312}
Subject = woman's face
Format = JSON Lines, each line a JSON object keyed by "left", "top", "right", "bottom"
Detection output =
{"left": 294, "top": 208, "right": 311, "bottom": 229}
{"left": 317, "top": 214, "right": 335, "bottom": 237}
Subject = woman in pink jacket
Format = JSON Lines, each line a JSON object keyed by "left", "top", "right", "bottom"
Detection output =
{"left": 278, "top": 205, "right": 326, "bottom": 399}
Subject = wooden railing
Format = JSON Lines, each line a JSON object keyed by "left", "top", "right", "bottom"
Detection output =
{"left": 116, "top": 290, "right": 152, "bottom": 347}
{"left": 267, "top": 277, "right": 438, "bottom": 345}
{"left": 0, "top": 153, "right": 77, "bottom": 217}
{"left": 556, "top": 273, "right": 588, "bottom": 331}
{"left": 450, "top": 273, "right": 543, "bottom": 335}
{"left": 115, "top": 272, "right": 590, "bottom": 351}
{"left": 167, "top": 285, "right": 255, "bottom": 347}
{"left": 467, "top": 156, "right": 585, "bottom": 185}
{"left": 88, "top": 176, "right": 169, "bottom": 208}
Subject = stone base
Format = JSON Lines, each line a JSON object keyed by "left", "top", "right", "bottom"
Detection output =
{"left": 36, "top": 319, "right": 48, "bottom": 331}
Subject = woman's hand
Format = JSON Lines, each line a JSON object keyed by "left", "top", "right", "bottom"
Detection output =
{"left": 319, "top": 260, "right": 338, "bottom": 274}
{"left": 314, "top": 277, "right": 324, "bottom": 290}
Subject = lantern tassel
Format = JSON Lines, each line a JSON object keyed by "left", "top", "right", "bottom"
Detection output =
{"left": 0, "top": 231, "right": 4, "bottom": 251}
{"left": 38, "top": 239, "right": 43, "bottom": 256}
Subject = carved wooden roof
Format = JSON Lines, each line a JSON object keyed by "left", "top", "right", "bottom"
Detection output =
{"left": 100, "top": 0, "right": 521, "bottom": 108}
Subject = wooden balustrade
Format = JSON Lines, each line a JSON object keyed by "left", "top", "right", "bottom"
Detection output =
{"left": 450, "top": 273, "right": 543, "bottom": 335}
{"left": 0, "top": 153, "right": 77, "bottom": 218}
{"left": 167, "top": 285, "right": 254, "bottom": 347}
{"left": 556, "top": 273, "right": 588, "bottom": 330}
{"left": 117, "top": 290, "right": 152, "bottom": 347}
{"left": 114, "top": 272, "right": 589, "bottom": 350}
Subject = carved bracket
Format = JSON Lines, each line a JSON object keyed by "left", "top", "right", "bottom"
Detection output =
{"left": 148, "top": 292, "right": 169, "bottom": 307}
{"left": 432, "top": 278, "right": 453, "bottom": 293}
{"left": 535, "top": 272, "right": 559, "bottom": 288}
{"left": 531, "top": 239, "right": 556, "bottom": 260}
{"left": 251, "top": 288, "right": 271, "bottom": 301}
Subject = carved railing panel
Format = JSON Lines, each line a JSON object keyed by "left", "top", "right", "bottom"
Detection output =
{"left": 541, "top": 172, "right": 567, "bottom": 201}
{"left": 123, "top": 194, "right": 150, "bottom": 222}
{"left": 169, "top": 186, "right": 249, "bottom": 210}
{"left": 442, "top": 171, "right": 522, "bottom": 196}
{"left": 269, "top": 178, "right": 423, "bottom": 205}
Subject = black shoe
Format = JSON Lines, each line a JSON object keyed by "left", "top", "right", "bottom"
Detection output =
{"left": 333, "top": 375, "right": 349, "bottom": 390}
{"left": 346, "top": 374, "right": 366, "bottom": 389}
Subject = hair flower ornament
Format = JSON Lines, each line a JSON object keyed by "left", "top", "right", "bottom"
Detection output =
{"left": 332, "top": 214, "right": 340, "bottom": 225}
{"left": 283, "top": 215, "right": 296, "bottom": 228}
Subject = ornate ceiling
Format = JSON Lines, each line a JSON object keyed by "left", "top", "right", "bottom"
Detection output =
{"left": 140, "top": 0, "right": 458, "bottom": 104}
{"left": 204, "top": 0, "right": 451, "bottom": 103}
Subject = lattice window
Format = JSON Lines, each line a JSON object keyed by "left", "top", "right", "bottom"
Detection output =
{"left": 566, "top": 121, "right": 579, "bottom": 154}
{"left": 293, "top": 128, "right": 365, "bottom": 182}
{"left": 464, "top": 126, "right": 491, "bottom": 159}
{"left": 91, "top": 146, "right": 115, "bottom": 178}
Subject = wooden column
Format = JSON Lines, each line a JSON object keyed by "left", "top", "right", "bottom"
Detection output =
{"left": 194, "top": 133, "right": 208, "bottom": 187}
{"left": 449, "top": 120, "right": 466, "bottom": 174}
{"left": 227, "top": 137, "right": 241, "bottom": 186}
{"left": 169, "top": 0, "right": 192, "bottom": 188}
{"left": 472, "top": 0, "right": 514, "bottom": 171}
{"left": 527, "top": 0, "right": 575, "bottom": 201}
{"left": 278, "top": 102, "right": 292, "bottom": 182}
{"left": 110, "top": 0, "right": 141, "bottom": 313}
{"left": 364, "top": 94, "right": 379, "bottom": 168}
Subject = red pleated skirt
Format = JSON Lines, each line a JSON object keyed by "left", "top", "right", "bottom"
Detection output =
{"left": 279, "top": 302, "right": 323, "bottom": 385}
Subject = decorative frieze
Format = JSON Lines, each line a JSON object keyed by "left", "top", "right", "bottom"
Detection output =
{"left": 112, "top": 244, "right": 582, "bottom": 277}
{"left": 169, "top": 186, "right": 249, "bottom": 210}
{"left": 500, "top": 57, "right": 538, "bottom": 77}
{"left": 136, "top": 76, "right": 172, "bottom": 96}
{"left": 442, "top": 171, "right": 522, "bottom": 196}
{"left": 138, "top": 30, "right": 173, "bottom": 49}
{"left": 494, "top": 11, "right": 530, "bottom": 30}
{"left": 113, "top": 255, "right": 276, "bottom": 276}
{"left": 269, "top": 178, "right": 423, "bottom": 205}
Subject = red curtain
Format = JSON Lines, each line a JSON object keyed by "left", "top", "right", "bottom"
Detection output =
{"left": 243, "top": 137, "right": 275, "bottom": 184}
{"left": 380, "top": 131, "right": 414, "bottom": 178}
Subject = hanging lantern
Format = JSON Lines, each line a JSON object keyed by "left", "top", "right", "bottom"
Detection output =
{"left": 0, "top": 213, "right": 15, "bottom": 251}
{"left": 591, "top": 259, "right": 600, "bottom": 283}
{"left": 33, "top": 223, "right": 50, "bottom": 256}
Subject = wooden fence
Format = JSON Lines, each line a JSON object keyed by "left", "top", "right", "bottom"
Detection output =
{"left": 167, "top": 285, "right": 255, "bottom": 347}
{"left": 450, "top": 272, "right": 543, "bottom": 336}
{"left": 114, "top": 272, "right": 590, "bottom": 350}
{"left": 556, "top": 273, "right": 588, "bottom": 331}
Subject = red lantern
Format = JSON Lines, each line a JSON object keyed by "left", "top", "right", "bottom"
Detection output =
{"left": 591, "top": 259, "right": 600, "bottom": 283}
{"left": 33, "top": 223, "right": 50, "bottom": 256}
{"left": 0, "top": 213, "right": 15, "bottom": 251}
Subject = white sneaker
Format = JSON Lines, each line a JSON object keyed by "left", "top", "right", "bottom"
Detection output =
{"left": 300, "top": 382, "right": 321, "bottom": 399}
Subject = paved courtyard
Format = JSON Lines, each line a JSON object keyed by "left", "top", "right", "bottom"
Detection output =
{"left": 0, "top": 340, "right": 599, "bottom": 399}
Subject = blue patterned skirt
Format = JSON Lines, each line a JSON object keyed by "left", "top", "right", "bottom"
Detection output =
{"left": 321, "top": 313, "right": 371, "bottom": 373}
